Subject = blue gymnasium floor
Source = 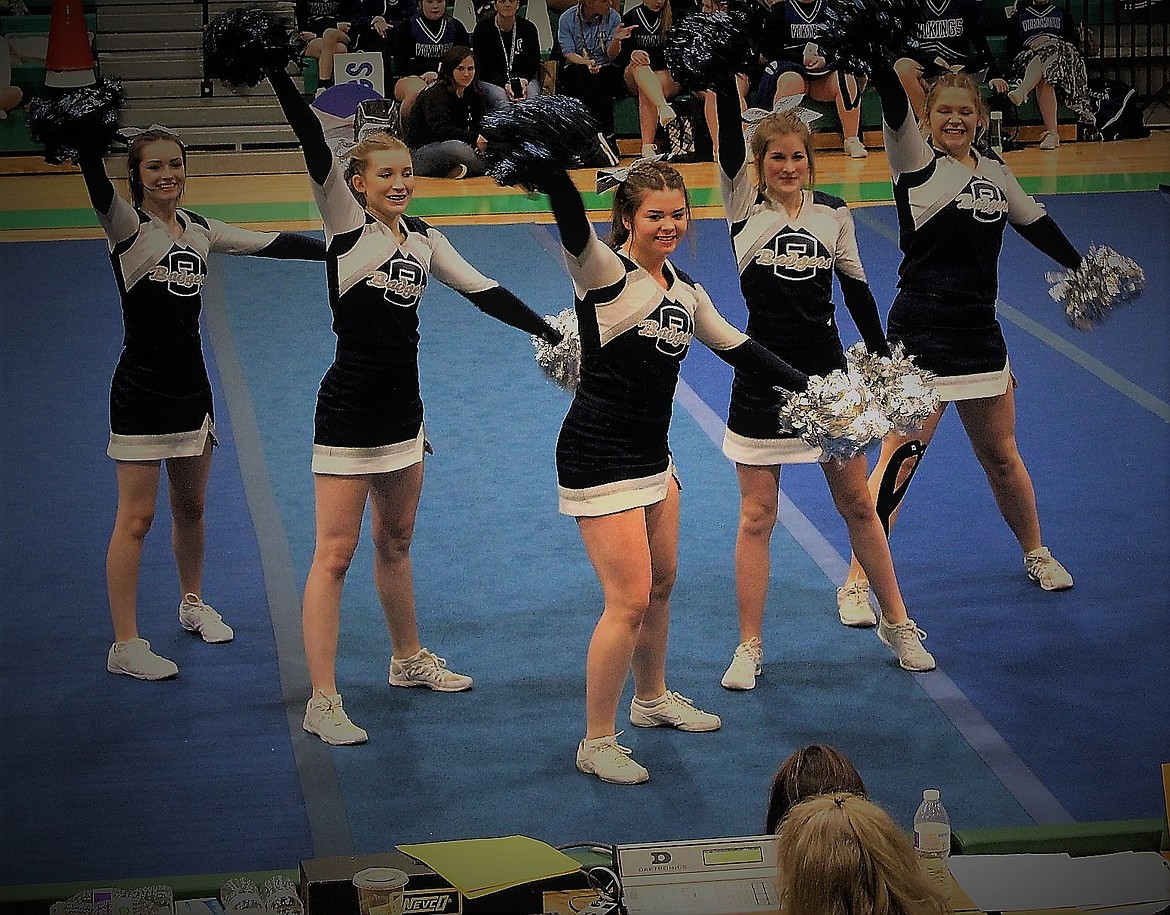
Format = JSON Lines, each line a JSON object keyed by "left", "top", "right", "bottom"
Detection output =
{"left": 0, "top": 192, "right": 1167, "bottom": 887}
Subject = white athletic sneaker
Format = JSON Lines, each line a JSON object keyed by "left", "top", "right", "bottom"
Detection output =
{"left": 1024, "top": 546, "right": 1074, "bottom": 590}
{"left": 389, "top": 648, "right": 473, "bottom": 691}
{"left": 576, "top": 733, "right": 649, "bottom": 785}
{"left": 303, "top": 690, "right": 368, "bottom": 745}
{"left": 178, "top": 593, "right": 234, "bottom": 643}
{"left": 107, "top": 638, "right": 179, "bottom": 680}
{"left": 877, "top": 617, "right": 936, "bottom": 672}
{"left": 721, "top": 637, "right": 763, "bottom": 690}
{"left": 641, "top": 143, "right": 658, "bottom": 159}
{"left": 844, "top": 136, "right": 868, "bottom": 158}
{"left": 1039, "top": 130, "right": 1060, "bottom": 150}
{"left": 631, "top": 690, "right": 722, "bottom": 731}
{"left": 837, "top": 580, "right": 878, "bottom": 628}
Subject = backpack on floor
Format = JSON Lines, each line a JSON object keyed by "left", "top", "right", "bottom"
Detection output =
{"left": 1087, "top": 77, "right": 1149, "bottom": 140}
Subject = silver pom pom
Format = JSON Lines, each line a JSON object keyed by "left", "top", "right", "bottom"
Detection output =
{"left": 779, "top": 368, "right": 892, "bottom": 462}
{"left": 846, "top": 342, "right": 940, "bottom": 435}
{"left": 1046, "top": 244, "right": 1145, "bottom": 331}
{"left": 533, "top": 308, "right": 581, "bottom": 391}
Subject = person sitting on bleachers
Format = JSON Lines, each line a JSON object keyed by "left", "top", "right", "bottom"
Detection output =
{"left": 616, "top": 0, "right": 679, "bottom": 160}
{"left": 556, "top": 0, "right": 627, "bottom": 163}
{"left": 0, "top": 32, "right": 23, "bottom": 120}
{"left": 472, "top": 0, "right": 543, "bottom": 107}
{"left": 764, "top": 744, "right": 868, "bottom": 834}
{"left": 1002, "top": 0, "right": 1099, "bottom": 149}
{"left": 297, "top": 0, "right": 353, "bottom": 93}
{"left": 894, "top": 0, "right": 1007, "bottom": 119}
{"left": 392, "top": 0, "right": 472, "bottom": 131}
{"left": 756, "top": 0, "right": 869, "bottom": 158}
{"left": 775, "top": 793, "right": 952, "bottom": 915}
{"left": 403, "top": 44, "right": 487, "bottom": 176}
{"left": 344, "top": 0, "right": 418, "bottom": 74}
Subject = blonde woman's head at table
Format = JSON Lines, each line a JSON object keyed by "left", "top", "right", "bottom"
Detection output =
{"left": 775, "top": 793, "right": 952, "bottom": 915}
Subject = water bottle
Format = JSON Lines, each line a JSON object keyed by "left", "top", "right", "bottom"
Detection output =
{"left": 913, "top": 788, "right": 951, "bottom": 884}
{"left": 989, "top": 110, "right": 1004, "bottom": 155}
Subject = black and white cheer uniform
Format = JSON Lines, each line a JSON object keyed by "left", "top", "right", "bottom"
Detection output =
{"left": 872, "top": 66, "right": 1082, "bottom": 401}
{"left": 714, "top": 88, "right": 890, "bottom": 464}
{"left": 79, "top": 155, "right": 325, "bottom": 462}
{"left": 268, "top": 67, "right": 557, "bottom": 475}
{"left": 906, "top": 0, "right": 998, "bottom": 78}
{"left": 540, "top": 169, "right": 808, "bottom": 517}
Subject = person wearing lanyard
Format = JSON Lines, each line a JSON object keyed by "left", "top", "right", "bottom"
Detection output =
{"left": 472, "top": 0, "right": 543, "bottom": 108}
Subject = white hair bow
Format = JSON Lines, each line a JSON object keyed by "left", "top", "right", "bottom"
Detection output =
{"left": 595, "top": 153, "right": 666, "bottom": 194}
{"left": 115, "top": 124, "right": 185, "bottom": 146}
{"left": 742, "top": 94, "right": 822, "bottom": 142}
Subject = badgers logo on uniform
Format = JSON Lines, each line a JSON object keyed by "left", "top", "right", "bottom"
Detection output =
{"left": 368, "top": 257, "right": 428, "bottom": 307}
{"left": 956, "top": 177, "right": 1009, "bottom": 224}
{"left": 638, "top": 301, "right": 692, "bottom": 356}
{"left": 755, "top": 229, "right": 833, "bottom": 281}
{"left": 149, "top": 250, "right": 205, "bottom": 296}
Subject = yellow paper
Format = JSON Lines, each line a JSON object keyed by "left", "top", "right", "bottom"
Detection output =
{"left": 397, "top": 835, "right": 583, "bottom": 900}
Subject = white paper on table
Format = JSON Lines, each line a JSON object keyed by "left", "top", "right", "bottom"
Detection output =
{"left": 947, "top": 854, "right": 1082, "bottom": 911}
{"left": 1067, "top": 852, "right": 1170, "bottom": 908}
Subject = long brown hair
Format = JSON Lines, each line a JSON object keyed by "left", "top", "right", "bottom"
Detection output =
{"left": 765, "top": 744, "right": 866, "bottom": 835}
{"left": 749, "top": 109, "right": 816, "bottom": 196}
{"left": 126, "top": 128, "right": 188, "bottom": 208}
{"left": 776, "top": 793, "right": 952, "bottom": 915}
{"left": 343, "top": 133, "right": 412, "bottom": 205}
{"left": 607, "top": 159, "right": 689, "bottom": 250}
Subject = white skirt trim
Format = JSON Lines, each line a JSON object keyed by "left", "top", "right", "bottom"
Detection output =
{"left": 107, "top": 415, "right": 215, "bottom": 461}
{"left": 722, "top": 428, "right": 822, "bottom": 465}
{"left": 312, "top": 424, "right": 426, "bottom": 475}
{"left": 559, "top": 461, "right": 677, "bottom": 517}
{"left": 933, "top": 360, "right": 1012, "bottom": 402}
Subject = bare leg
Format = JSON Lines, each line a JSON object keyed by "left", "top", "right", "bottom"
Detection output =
{"left": 317, "top": 26, "right": 350, "bottom": 82}
{"left": 302, "top": 473, "right": 370, "bottom": 696}
{"left": 631, "top": 479, "right": 680, "bottom": 701}
{"left": 107, "top": 460, "right": 162, "bottom": 642}
{"left": 1036, "top": 78, "right": 1059, "bottom": 135}
{"left": 368, "top": 462, "right": 425, "bottom": 658}
{"left": 396, "top": 76, "right": 429, "bottom": 132}
{"left": 732, "top": 464, "right": 781, "bottom": 644}
{"left": 1010, "top": 53, "right": 1047, "bottom": 105}
{"left": 772, "top": 71, "right": 808, "bottom": 109}
{"left": 164, "top": 440, "right": 213, "bottom": 599}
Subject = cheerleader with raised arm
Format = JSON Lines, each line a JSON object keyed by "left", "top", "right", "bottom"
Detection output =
{"left": 710, "top": 85, "right": 935, "bottom": 688}
{"left": 76, "top": 128, "right": 325, "bottom": 680}
{"left": 837, "top": 65, "right": 1085, "bottom": 618}
{"left": 264, "top": 63, "right": 561, "bottom": 745}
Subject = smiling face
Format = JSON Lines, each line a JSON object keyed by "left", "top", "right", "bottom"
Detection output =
{"left": 135, "top": 139, "right": 186, "bottom": 210}
{"left": 761, "top": 131, "right": 810, "bottom": 203}
{"left": 351, "top": 147, "right": 415, "bottom": 223}
{"left": 928, "top": 85, "right": 982, "bottom": 159}
{"left": 624, "top": 188, "right": 689, "bottom": 264}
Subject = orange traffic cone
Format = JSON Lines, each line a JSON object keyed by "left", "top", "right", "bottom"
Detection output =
{"left": 44, "top": 0, "right": 95, "bottom": 88}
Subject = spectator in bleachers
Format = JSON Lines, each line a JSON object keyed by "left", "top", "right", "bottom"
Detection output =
{"left": 343, "top": 0, "right": 419, "bottom": 73}
{"left": 765, "top": 744, "right": 868, "bottom": 834}
{"left": 617, "top": 0, "right": 679, "bottom": 159}
{"left": 0, "top": 32, "right": 23, "bottom": 120}
{"left": 393, "top": 0, "right": 472, "bottom": 132}
{"left": 557, "top": 0, "right": 628, "bottom": 163}
{"left": 404, "top": 44, "right": 487, "bottom": 176}
{"left": 296, "top": 0, "right": 353, "bottom": 93}
{"left": 473, "top": 0, "right": 543, "bottom": 107}
{"left": 775, "top": 794, "right": 952, "bottom": 915}
{"left": 757, "top": 0, "right": 869, "bottom": 158}
{"left": 1003, "top": 0, "right": 1098, "bottom": 149}
{"left": 895, "top": 0, "right": 1007, "bottom": 120}
{"left": 698, "top": 0, "right": 753, "bottom": 165}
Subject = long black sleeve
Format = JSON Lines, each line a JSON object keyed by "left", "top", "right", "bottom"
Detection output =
{"left": 838, "top": 273, "right": 890, "bottom": 356}
{"left": 255, "top": 232, "right": 328, "bottom": 260}
{"left": 77, "top": 152, "right": 115, "bottom": 215}
{"left": 463, "top": 286, "right": 563, "bottom": 342}
{"left": 1013, "top": 215, "right": 1082, "bottom": 270}
{"left": 718, "top": 339, "right": 809, "bottom": 392}
{"left": 869, "top": 61, "right": 912, "bottom": 132}
{"left": 542, "top": 167, "right": 591, "bottom": 259}
{"left": 268, "top": 65, "right": 334, "bottom": 186}
{"left": 715, "top": 78, "right": 746, "bottom": 179}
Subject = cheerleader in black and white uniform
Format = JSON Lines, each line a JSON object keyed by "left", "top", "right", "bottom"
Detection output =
{"left": 266, "top": 65, "right": 560, "bottom": 745}
{"left": 532, "top": 158, "right": 810, "bottom": 784}
{"left": 710, "top": 86, "right": 935, "bottom": 689}
{"left": 617, "top": 0, "right": 680, "bottom": 160}
{"left": 76, "top": 128, "right": 325, "bottom": 682}
{"left": 838, "top": 67, "right": 1085, "bottom": 607}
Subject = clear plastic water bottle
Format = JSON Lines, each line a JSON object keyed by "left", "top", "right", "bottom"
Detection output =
{"left": 989, "top": 110, "right": 1004, "bottom": 155}
{"left": 914, "top": 788, "right": 951, "bottom": 884}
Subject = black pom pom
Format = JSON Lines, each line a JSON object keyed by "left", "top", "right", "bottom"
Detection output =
{"left": 662, "top": 11, "right": 752, "bottom": 93}
{"left": 203, "top": 6, "right": 295, "bottom": 88}
{"left": 27, "top": 79, "right": 125, "bottom": 165}
{"left": 817, "top": 0, "right": 925, "bottom": 76}
{"left": 480, "top": 95, "right": 603, "bottom": 192}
